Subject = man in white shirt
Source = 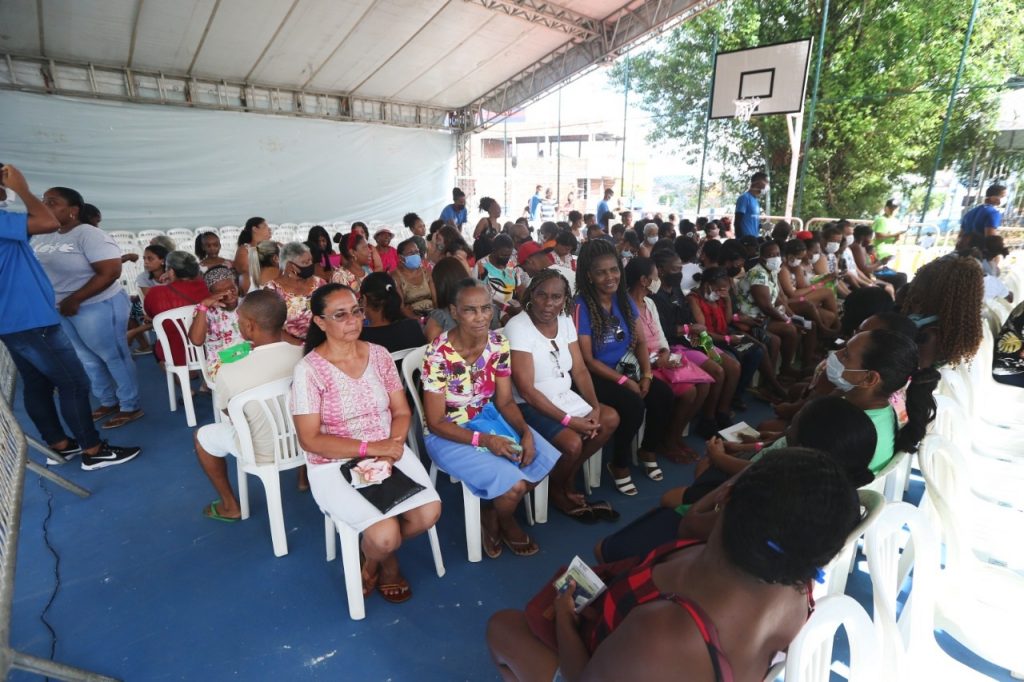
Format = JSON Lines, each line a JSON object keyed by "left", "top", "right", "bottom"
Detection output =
{"left": 193, "top": 290, "right": 303, "bottom": 521}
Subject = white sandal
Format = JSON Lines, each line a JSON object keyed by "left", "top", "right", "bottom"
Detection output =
{"left": 607, "top": 464, "right": 638, "bottom": 496}
{"left": 641, "top": 460, "right": 664, "bottom": 481}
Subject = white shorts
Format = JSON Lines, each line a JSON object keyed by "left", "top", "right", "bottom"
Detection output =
{"left": 196, "top": 422, "right": 238, "bottom": 458}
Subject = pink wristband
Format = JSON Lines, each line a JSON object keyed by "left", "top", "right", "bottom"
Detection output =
{"left": 799, "top": 295, "right": 806, "bottom": 302}
{"left": 471, "top": 431, "right": 481, "bottom": 447}
{"left": 754, "top": 441, "right": 764, "bottom": 451}
{"left": 732, "top": 313, "right": 740, "bottom": 322}
{"left": 724, "top": 334, "right": 732, "bottom": 344}
{"left": 683, "top": 324, "right": 690, "bottom": 336}
{"left": 616, "top": 375, "right": 628, "bottom": 385}
{"left": 196, "top": 304, "right": 209, "bottom": 313}
{"left": 358, "top": 441, "right": 368, "bottom": 458}
{"left": 560, "top": 413, "right": 572, "bottom": 427}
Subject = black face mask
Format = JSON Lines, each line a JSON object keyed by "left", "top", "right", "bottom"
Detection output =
{"left": 726, "top": 266, "right": 742, "bottom": 278}
{"left": 662, "top": 272, "right": 683, "bottom": 290}
{"left": 295, "top": 263, "right": 315, "bottom": 279}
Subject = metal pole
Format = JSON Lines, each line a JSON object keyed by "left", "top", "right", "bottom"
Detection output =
{"left": 620, "top": 54, "right": 629, "bottom": 207}
{"left": 795, "top": 0, "right": 830, "bottom": 219}
{"left": 919, "top": 0, "right": 980, "bottom": 224}
{"left": 697, "top": 34, "right": 718, "bottom": 215}
{"left": 503, "top": 115, "right": 508, "bottom": 216}
{"left": 556, "top": 87, "right": 562, "bottom": 207}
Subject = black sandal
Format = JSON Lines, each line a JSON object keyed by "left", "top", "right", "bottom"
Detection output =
{"left": 587, "top": 500, "right": 620, "bottom": 522}
{"left": 556, "top": 504, "right": 599, "bottom": 524}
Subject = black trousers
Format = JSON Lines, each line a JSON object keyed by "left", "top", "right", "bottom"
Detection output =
{"left": 591, "top": 373, "right": 674, "bottom": 467}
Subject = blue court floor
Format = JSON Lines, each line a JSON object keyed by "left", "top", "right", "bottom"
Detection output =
{"left": 8, "top": 356, "right": 1012, "bottom": 680}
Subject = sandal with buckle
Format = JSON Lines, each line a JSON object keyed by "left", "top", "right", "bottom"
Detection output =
{"left": 607, "top": 464, "right": 638, "bottom": 496}
{"left": 378, "top": 576, "right": 412, "bottom": 604}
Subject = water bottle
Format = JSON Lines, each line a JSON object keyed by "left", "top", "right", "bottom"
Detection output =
{"left": 698, "top": 331, "right": 723, "bottom": 364}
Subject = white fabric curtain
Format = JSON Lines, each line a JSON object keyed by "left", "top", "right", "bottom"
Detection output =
{"left": 0, "top": 92, "right": 455, "bottom": 230}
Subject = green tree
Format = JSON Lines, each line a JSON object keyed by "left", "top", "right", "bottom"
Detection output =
{"left": 610, "top": 0, "right": 1024, "bottom": 219}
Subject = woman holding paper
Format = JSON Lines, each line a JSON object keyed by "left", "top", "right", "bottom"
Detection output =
{"left": 506, "top": 269, "right": 620, "bottom": 524}
{"left": 421, "top": 279, "right": 560, "bottom": 559}
{"left": 292, "top": 283, "right": 440, "bottom": 605}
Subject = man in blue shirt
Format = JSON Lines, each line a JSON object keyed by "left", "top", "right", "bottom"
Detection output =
{"left": 0, "top": 164, "right": 139, "bottom": 470}
{"left": 734, "top": 172, "right": 768, "bottom": 238}
{"left": 528, "top": 185, "right": 543, "bottom": 222}
{"left": 439, "top": 187, "right": 468, "bottom": 228}
{"left": 960, "top": 184, "right": 1006, "bottom": 237}
{"left": 596, "top": 188, "right": 614, "bottom": 228}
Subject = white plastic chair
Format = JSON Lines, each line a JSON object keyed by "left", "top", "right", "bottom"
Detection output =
{"left": 782, "top": 595, "right": 879, "bottom": 682}
{"left": 137, "top": 229, "right": 166, "bottom": 244}
{"left": 119, "top": 259, "right": 143, "bottom": 298}
{"left": 865, "top": 502, "right": 997, "bottom": 680}
{"left": 166, "top": 228, "right": 195, "bottom": 249}
{"left": 399, "top": 345, "right": 548, "bottom": 563}
{"left": 151, "top": 305, "right": 215, "bottom": 427}
{"left": 107, "top": 230, "right": 138, "bottom": 254}
{"left": 962, "top": 324, "right": 1024, "bottom": 427}
{"left": 860, "top": 450, "right": 910, "bottom": 504}
{"left": 226, "top": 377, "right": 304, "bottom": 557}
{"left": 323, "top": 511, "right": 445, "bottom": 621}
{"left": 814, "top": 489, "right": 885, "bottom": 599}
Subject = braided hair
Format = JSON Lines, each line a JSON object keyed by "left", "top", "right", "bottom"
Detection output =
{"left": 899, "top": 254, "right": 983, "bottom": 367}
{"left": 575, "top": 239, "right": 637, "bottom": 352}
{"left": 523, "top": 268, "right": 573, "bottom": 316}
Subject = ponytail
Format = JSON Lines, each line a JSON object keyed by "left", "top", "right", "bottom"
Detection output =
{"left": 360, "top": 272, "right": 405, "bottom": 323}
{"left": 894, "top": 366, "right": 940, "bottom": 453}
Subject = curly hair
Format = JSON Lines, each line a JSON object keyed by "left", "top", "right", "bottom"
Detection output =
{"left": 900, "top": 255, "right": 983, "bottom": 367}
{"left": 575, "top": 239, "right": 636, "bottom": 352}
{"left": 523, "top": 268, "right": 572, "bottom": 316}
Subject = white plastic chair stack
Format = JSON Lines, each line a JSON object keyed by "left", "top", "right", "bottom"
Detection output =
{"left": 107, "top": 229, "right": 139, "bottom": 254}
{"left": 275, "top": 223, "right": 299, "bottom": 244}
{"left": 151, "top": 305, "right": 215, "bottom": 427}
{"left": 865, "top": 502, "right": 999, "bottom": 680}
{"left": 226, "top": 377, "right": 305, "bottom": 557}
{"left": 119, "top": 258, "right": 144, "bottom": 298}
{"left": 782, "top": 595, "right": 879, "bottom": 682}
{"left": 860, "top": 450, "right": 911, "bottom": 504}
{"left": 218, "top": 226, "right": 242, "bottom": 254}
{"left": 814, "top": 489, "right": 885, "bottom": 599}
{"left": 399, "top": 345, "right": 548, "bottom": 563}
{"left": 136, "top": 229, "right": 166, "bottom": 244}
{"left": 166, "top": 228, "right": 195, "bottom": 250}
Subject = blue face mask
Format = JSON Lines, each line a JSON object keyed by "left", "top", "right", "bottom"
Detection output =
{"left": 403, "top": 254, "right": 422, "bottom": 269}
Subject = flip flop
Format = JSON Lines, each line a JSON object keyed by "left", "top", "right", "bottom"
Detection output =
{"left": 501, "top": 534, "right": 539, "bottom": 557}
{"left": 482, "top": 527, "right": 503, "bottom": 559}
{"left": 607, "top": 464, "right": 638, "bottom": 496}
{"left": 102, "top": 410, "right": 144, "bottom": 429}
{"left": 556, "top": 504, "right": 599, "bottom": 524}
{"left": 641, "top": 460, "right": 664, "bottom": 481}
{"left": 361, "top": 559, "right": 380, "bottom": 597}
{"left": 377, "top": 577, "right": 412, "bottom": 604}
{"left": 203, "top": 499, "right": 239, "bottom": 523}
{"left": 587, "top": 500, "right": 620, "bottom": 522}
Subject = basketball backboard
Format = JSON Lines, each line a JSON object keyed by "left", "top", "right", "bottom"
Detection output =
{"left": 710, "top": 38, "right": 813, "bottom": 119}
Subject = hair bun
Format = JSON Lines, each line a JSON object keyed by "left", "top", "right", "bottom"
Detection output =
{"left": 385, "top": 283, "right": 393, "bottom": 291}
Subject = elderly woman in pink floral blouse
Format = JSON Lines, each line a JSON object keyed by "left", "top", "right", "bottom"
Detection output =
{"left": 187, "top": 266, "right": 244, "bottom": 377}
{"left": 292, "top": 283, "right": 440, "bottom": 605}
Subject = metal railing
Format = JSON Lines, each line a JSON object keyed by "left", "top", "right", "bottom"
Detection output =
{"left": 761, "top": 215, "right": 805, "bottom": 231}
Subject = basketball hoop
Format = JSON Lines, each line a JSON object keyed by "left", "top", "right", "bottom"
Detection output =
{"left": 733, "top": 97, "right": 761, "bottom": 122}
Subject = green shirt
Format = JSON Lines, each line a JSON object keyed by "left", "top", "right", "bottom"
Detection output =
{"left": 865, "top": 404, "right": 897, "bottom": 473}
{"left": 871, "top": 214, "right": 903, "bottom": 259}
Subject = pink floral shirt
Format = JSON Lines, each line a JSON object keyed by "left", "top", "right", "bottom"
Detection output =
{"left": 291, "top": 343, "right": 402, "bottom": 465}
{"left": 264, "top": 276, "right": 326, "bottom": 340}
{"left": 421, "top": 330, "right": 511, "bottom": 425}
{"left": 202, "top": 306, "right": 243, "bottom": 377}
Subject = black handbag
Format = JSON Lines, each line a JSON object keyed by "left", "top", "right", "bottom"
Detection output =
{"left": 339, "top": 460, "right": 426, "bottom": 514}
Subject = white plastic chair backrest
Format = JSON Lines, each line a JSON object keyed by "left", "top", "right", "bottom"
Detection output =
{"left": 195, "top": 226, "right": 217, "bottom": 238}
{"left": 864, "top": 502, "right": 941, "bottom": 665}
{"left": 399, "top": 345, "right": 429, "bottom": 437}
{"left": 916, "top": 434, "right": 971, "bottom": 576}
{"left": 981, "top": 301, "right": 1005, "bottom": 337}
{"left": 816, "top": 489, "right": 885, "bottom": 598}
{"left": 937, "top": 365, "right": 972, "bottom": 415}
{"left": 869, "top": 450, "right": 909, "bottom": 503}
{"left": 783, "top": 595, "right": 879, "bottom": 682}
{"left": 930, "top": 395, "right": 970, "bottom": 451}
{"left": 137, "top": 229, "right": 166, "bottom": 241}
{"left": 151, "top": 305, "right": 206, "bottom": 373}
{"left": 219, "top": 226, "right": 242, "bottom": 242}
{"left": 167, "top": 228, "right": 195, "bottom": 248}
{"left": 226, "top": 377, "right": 302, "bottom": 467}
{"left": 390, "top": 347, "right": 415, "bottom": 363}
{"left": 119, "top": 259, "right": 143, "bottom": 297}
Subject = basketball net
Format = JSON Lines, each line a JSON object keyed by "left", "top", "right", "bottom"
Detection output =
{"left": 733, "top": 97, "right": 761, "bottom": 122}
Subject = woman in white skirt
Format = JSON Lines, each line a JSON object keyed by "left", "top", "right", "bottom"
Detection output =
{"left": 292, "top": 283, "right": 440, "bottom": 605}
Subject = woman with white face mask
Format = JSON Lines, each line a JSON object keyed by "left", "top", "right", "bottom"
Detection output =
{"left": 825, "top": 329, "right": 939, "bottom": 473}
{"left": 778, "top": 239, "right": 840, "bottom": 336}
{"left": 819, "top": 227, "right": 853, "bottom": 298}
{"left": 737, "top": 241, "right": 805, "bottom": 378}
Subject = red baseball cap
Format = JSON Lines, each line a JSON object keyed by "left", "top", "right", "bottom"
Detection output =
{"left": 516, "top": 240, "right": 550, "bottom": 264}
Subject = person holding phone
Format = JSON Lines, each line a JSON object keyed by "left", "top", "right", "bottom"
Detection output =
{"left": 292, "top": 284, "right": 440, "bottom": 604}
{"left": 422, "top": 279, "right": 560, "bottom": 559}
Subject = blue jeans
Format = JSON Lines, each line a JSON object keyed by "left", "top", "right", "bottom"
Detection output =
{"left": 60, "top": 290, "right": 140, "bottom": 412}
{"left": 1, "top": 325, "right": 101, "bottom": 449}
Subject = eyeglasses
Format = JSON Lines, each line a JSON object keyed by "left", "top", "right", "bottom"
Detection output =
{"left": 550, "top": 340, "right": 565, "bottom": 378}
{"left": 320, "top": 307, "right": 365, "bottom": 322}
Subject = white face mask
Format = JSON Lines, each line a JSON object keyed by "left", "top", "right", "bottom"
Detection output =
{"left": 810, "top": 253, "right": 821, "bottom": 264}
{"left": 765, "top": 257, "right": 783, "bottom": 273}
{"left": 649, "top": 278, "right": 661, "bottom": 294}
{"left": 706, "top": 291, "right": 720, "bottom": 302}
{"left": 787, "top": 258, "right": 802, "bottom": 268}
{"left": 825, "top": 242, "right": 841, "bottom": 254}
{"left": 826, "top": 351, "right": 869, "bottom": 392}
{"left": 844, "top": 234, "right": 855, "bottom": 245}
{"left": 646, "top": 236, "right": 658, "bottom": 245}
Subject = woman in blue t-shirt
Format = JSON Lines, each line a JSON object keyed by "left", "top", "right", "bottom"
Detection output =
{"left": 573, "top": 239, "right": 675, "bottom": 496}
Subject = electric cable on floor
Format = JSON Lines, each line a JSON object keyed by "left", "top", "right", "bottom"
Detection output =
{"left": 37, "top": 477, "right": 60, "bottom": 667}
